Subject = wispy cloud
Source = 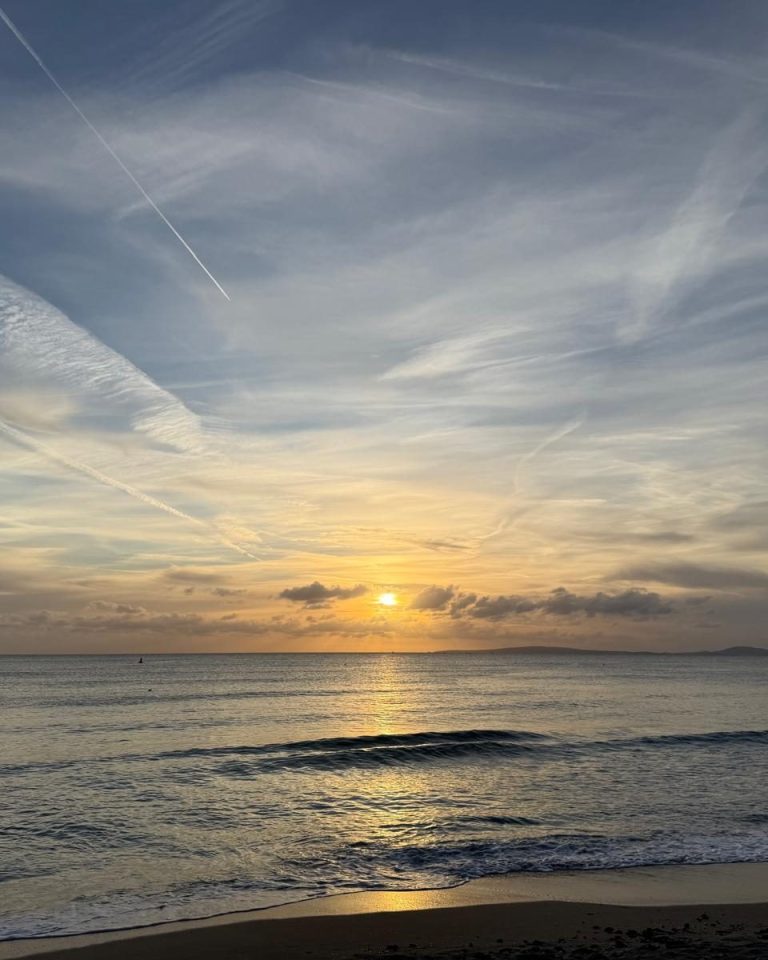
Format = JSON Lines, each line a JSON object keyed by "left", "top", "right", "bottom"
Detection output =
{"left": 622, "top": 109, "right": 768, "bottom": 342}
{"left": 617, "top": 562, "right": 768, "bottom": 591}
{"left": 0, "top": 275, "right": 203, "bottom": 451}
{"left": 384, "top": 48, "right": 648, "bottom": 100}
{"left": 124, "top": 0, "right": 282, "bottom": 91}
{"left": 556, "top": 25, "right": 768, "bottom": 87}
{"left": 0, "top": 6, "right": 231, "bottom": 299}
{"left": 0, "top": 416, "right": 258, "bottom": 561}
{"left": 387, "top": 49, "right": 566, "bottom": 91}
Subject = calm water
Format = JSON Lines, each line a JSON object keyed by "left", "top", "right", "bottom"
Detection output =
{"left": 1, "top": 653, "right": 767, "bottom": 939}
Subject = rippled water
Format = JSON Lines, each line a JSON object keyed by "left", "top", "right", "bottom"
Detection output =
{"left": 2, "top": 653, "right": 767, "bottom": 939}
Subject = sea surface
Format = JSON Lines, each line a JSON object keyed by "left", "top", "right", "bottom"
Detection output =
{"left": 1, "top": 653, "right": 767, "bottom": 940}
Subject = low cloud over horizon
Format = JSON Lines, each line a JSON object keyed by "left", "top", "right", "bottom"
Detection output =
{"left": 410, "top": 585, "right": 673, "bottom": 619}
{"left": 0, "top": 569, "right": 742, "bottom": 654}
{"left": 279, "top": 581, "right": 368, "bottom": 606}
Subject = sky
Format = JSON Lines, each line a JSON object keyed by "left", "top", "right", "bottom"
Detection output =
{"left": 1, "top": 0, "right": 768, "bottom": 653}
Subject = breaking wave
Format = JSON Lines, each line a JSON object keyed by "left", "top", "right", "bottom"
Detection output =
{"left": 3, "top": 727, "right": 767, "bottom": 778}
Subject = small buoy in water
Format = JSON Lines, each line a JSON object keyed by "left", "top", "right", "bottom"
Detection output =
{"left": 138, "top": 657, "right": 143, "bottom": 664}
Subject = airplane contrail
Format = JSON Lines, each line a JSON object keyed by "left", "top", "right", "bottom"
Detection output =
{"left": 0, "top": 6, "right": 231, "bottom": 301}
{"left": 0, "top": 419, "right": 258, "bottom": 560}
{"left": 476, "top": 414, "right": 586, "bottom": 543}
{"left": 512, "top": 414, "right": 585, "bottom": 490}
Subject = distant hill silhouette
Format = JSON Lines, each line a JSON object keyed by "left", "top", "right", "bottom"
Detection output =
{"left": 433, "top": 644, "right": 768, "bottom": 656}
{"left": 690, "top": 645, "right": 768, "bottom": 657}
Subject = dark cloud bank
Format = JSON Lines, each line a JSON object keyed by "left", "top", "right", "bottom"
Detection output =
{"left": 410, "top": 585, "right": 672, "bottom": 619}
{"left": 618, "top": 562, "right": 768, "bottom": 591}
{"left": 279, "top": 581, "right": 367, "bottom": 605}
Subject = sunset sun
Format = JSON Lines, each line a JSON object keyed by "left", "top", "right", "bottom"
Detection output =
{"left": 377, "top": 592, "right": 398, "bottom": 607}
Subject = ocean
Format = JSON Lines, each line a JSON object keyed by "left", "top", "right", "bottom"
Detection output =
{"left": 1, "top": 652, "right": 767, "bottom": 940}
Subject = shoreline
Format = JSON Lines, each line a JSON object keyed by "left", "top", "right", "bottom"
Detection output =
{"left": 2, "top": 861, "right": 768, "bottom": 959}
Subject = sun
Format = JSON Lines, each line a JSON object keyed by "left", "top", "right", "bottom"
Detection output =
{"left": 377, "top": 592, "right": 398, "bottom": 607}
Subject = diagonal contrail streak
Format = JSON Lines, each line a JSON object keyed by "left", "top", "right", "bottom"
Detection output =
{"left": 475, "top": 414, "right": 586, "bottom": 544}
{"left": 0, "top": 419, "right": 258, "bottom": 560}
{"left": 0, "top": 6, "right": 231, "bottom": 301}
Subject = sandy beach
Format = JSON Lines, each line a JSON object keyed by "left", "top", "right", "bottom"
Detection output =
{"left": 2, "top": 863, "right": 767, "bottom": 960}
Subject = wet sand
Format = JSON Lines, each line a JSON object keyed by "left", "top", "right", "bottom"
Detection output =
{"left": 2, "top": 863, "right": 767, "bottom": 959}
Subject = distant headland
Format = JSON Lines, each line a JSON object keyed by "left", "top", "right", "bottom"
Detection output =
{"left": 433, "top": 644, "right": 768, "bottom": 656}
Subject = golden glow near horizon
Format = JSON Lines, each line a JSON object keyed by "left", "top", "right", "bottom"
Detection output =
{"left": 377, "top": 592, "right": 399, "bottom": 607}
{"left": 4, "top": 4, "right": 768, "bottom": 657}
